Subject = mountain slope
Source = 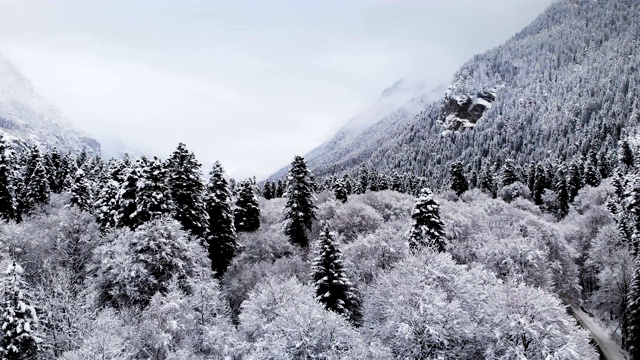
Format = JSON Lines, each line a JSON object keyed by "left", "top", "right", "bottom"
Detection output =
{"left": 280, "top": 0, "right": 640, "bottom": 188}
{"left": 0, "top": 54, "right": 100, "bottom": 154}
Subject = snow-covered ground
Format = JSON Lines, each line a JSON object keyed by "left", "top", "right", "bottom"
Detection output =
{"left": 570, "top": 304, "right": 627, "bottom": 360}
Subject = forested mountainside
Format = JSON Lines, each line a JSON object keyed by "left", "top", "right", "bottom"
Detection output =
{"left": 290, "top": 0, "right": 640, "bottom": 189}
{"left": 0, "top": 55, "right": 100, "bottom": 155}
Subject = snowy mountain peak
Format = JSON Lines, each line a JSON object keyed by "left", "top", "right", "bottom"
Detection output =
{"left": 0, "top": 54, "right": 100, "bottom": 154}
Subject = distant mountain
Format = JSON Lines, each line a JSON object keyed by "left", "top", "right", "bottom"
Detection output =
{"left": 0, "top": 54, "right": 100, "bottom": 154}
{"left": 269, "top": 78, "right": 446, "bottom": 180}
{"left": 273, "top": 0, "right": 640, "bottom": 189}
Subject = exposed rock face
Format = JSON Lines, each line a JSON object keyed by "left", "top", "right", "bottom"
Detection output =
{"left": 439, "top": 89, "right": 496, "bottom": 131}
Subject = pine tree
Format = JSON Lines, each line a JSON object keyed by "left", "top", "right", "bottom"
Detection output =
{"left": 116, "top": 158, "right": 143, "bottom": 229}
{"left": 501, "top": 159, "right": 518, "bottom": 187}
{"left": 204, "top": 161, "right": 238, "bottom": 278}
{"left": 68, "top": 169, "right": 93, "bottom": 212}
{"left": 449, "top": 162, "right": 468, "bottom": 197}
{"left": 527, "top": 161, "right": 537, "bottom": 194}
{"left": 0, "top": 261, "right": 39, "bottom": 359}
{"left": 333, "top": 179, "right": 348, "bottom": 203}
{"left": 567, "top": 157, "right": 584, "bottom": 202}
{"left": 584, "top": 151, "right": 601, "bottom": 187}
{"left": 312, "top": 225, "right": 361, "bottom": 325}
{"left": 408, "top": 188, "right": 446, "bottom": 252}
{"left": 0, "top": 135, "right": 16, "bottom": 221}
{"left": 355, "top": 164, "right": 368, "bottom": 194}
{"left": 555, "top": 167, "right": 570, "bottom": 219}
{"left": 390, "top": 171, "right": 402, "bottom": 192}
{"left": 533, "top": 162, "right": 547, "bottom": 206}
{"left": 478, "top": 168, "right": 496, "bottom": 198}
{"left": 342, "top": 174, "right": 353, "bottom": 195}
{"left": 628, "top": 258, "right": 640, "bottom": 359}
{"left": 23, "top": 158, "right": 50, "bottom": 214}
{"left": 135, "top": 156, "right": 173, "bottom": 226}
{"left": 283, "top": 156, "right": 317, "bottom": 248}
{"left": 620, "top": 139, "right": 635, "bottom": 171}
{"left": 165, "top": 143, "right": 209, "bottom": 238}
{"left": 276, "top": 180, "right": 285, "bottom": 198}
{"left": 234, "top": 180, "right": 260, "bottom": 232}
{"left": 262, "top": 181, "right": 274, "bottom": 200}
{"left": 378, "top": 174, "right": 389, "bottom": 191}
{"left": 368, "top": 170, "right": 379, "bottom": 192}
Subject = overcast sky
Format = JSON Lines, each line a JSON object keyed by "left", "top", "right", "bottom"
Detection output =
{"left": 0, "top": 0, "right": 553, "bottom": 179}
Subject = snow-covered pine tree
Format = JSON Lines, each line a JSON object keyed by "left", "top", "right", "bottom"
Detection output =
{"left": 555, "top": 167, "right": 569, "bottom": 219}
{"left": 0, "top": 135, "right": 16, "bottom": 221}
{"left": 620, "top": 139, "right": 635, "bottom": 172}
{"left": 134, "top": 156, "right": 173, "bottom": 227}
{"left": 204, "top": 161, "right": 238, "bottom": 278}
{"left": 390, "top": 171, "right": 402, "bottom": 192}
{"left": 355, "top": 164, "right": 368, "bottom": 194}
{"left": 283, "top": 155, "right": 317, "bottom": 248}
{"left": 342, "top": 174, "right": 353, "bottom": 195}
{"left": 379, "top": 174, "right": 389, "bottom": 191}
{"left": 333, "top": 179, "right": 348, "bottom": 203}
{"left": 584, "top": 151, "right": 602, "bottom": 187}
{"left": 449, "top": 162, "right": 468, "bottom": 197}
{"left": 312, "top": 225, "right": 361, "bottom": 325}
{"left": 368, "top": 171, "right": 379, "bottom": 192}
{"left": 501, "top": 159, "right": 518, "bottom": 187}
{"left": 533, "top": 162, "right": 547, "bottom": 206}
{"left": 165, "top": 143, "right": 209, "bottom": 238}
{"left": 408, "top": 188, "right": 446, "bottom": 252}
{"left": 116, "top": 158, "right": 143, "bottom": 229}
{"left": 69, "top": 169, "right": 93, "bottom": 212}
{"left": 23, "top": 157, "right": 50, "bottom": 214}
{"left": 234, "top": 180, "right": 260, "bottom": 232}
{"left": 628, "top": 258, "right": 640, "bottom": 359}
{"left": 0, "top": 261, "right": 39, "bottom": 359}
{"left": 567, "top": 157, "right": 584, "bottom": 202}
{"left": 478, "top": 167, "right": 496, "bottom": 198}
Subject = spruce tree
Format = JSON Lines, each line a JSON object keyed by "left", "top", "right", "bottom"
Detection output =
{"left": 23, "top": 159, "right": 50, "bottom": 213}
{"left": 378, "top": 174, "right": 389, "bottom": 191}
{"left": 69, "top": 169, "right": 93, "bottom": 212}
{"left": 234, "top": 180, "right": 260, "bottom": 232}
{"left": 368, "top": 171, "right": 379, "bottom": 192}
{"left": 408, "top": 188, "right": 446, "bottom": 252}
{"left": 501, "top": 159, "right": 518, "bottom": 187}
{"left": 0, "top": 135, "right": 16, "bottom": 221}
{"left": 533, "top": 162, "right": 547, "bottom": 206}
{"left": 0, "top": 261, "right": 39, "bottom": 359}
{"left": 276, "top": 180, "right": 285, "bottom": 198}
{"left": 283, "top": 155, "right": 317, "bottom": 248}
{"left": 584, "top": 151, "right": 601, "bottom": 187}
{"left": 567, "top": 157, "right": 584, "bottom": 201}
{"left": 620, "top": 139, "right": 635, "bottom": 171}
{"left": 390, "top": 171, "right": 403, "bottom": 192}
{"left": 342, "top": 174, "right": 353, "bottom": 195}
{"left": 449, "top": 162, "right": 468, "bottom": 197}
{"left": 135, "top": 156, "right": 173, "bottom": 226}
{"left": 116, "top": 158, "right": 143, "bottom": 229}
{"left": 527, "top": 161, "right": 537, "bottom": 194}
{"left": 312, "top": 225, "right": 361, "bottom": 325}
{"left": 355, "top": 164, "right": 368, "bottom": 194}
{"left": 478, "top": 168, "right": 496, "bottom": 198}
{"left": 628, "top": 258, "right": 640, "bottom": 358}
{"left": 204, "top": 161, "right": 238, "bottom": 278}
{"left": 165, "top": 143, "right": 209, "bottom": 238}
{"left": 333, "top": 179, "right": 348, "bottom": 203}
{"left": 555, "top": 167, "right": 570, "bottom": 219}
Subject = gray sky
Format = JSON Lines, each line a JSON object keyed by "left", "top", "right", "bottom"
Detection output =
{"left": 0, "top": 0, "right": 553, "bottom": 179}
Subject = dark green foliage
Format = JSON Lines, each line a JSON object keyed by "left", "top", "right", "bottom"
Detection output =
{"left": 234, "top": 180, "right": 260, "bottom": 232}
{"left": 533, "top": 162, "right": 546, "bottom": 206}
{"left": 0, "top": 135, "right": 16, "bottom": 221}
{"left": 628, "top": 258, "right": 640, "bottom": 359}
{"left": 165, "top": 143, "right": 209, "bottom": 238}
{"left": 478, "top": 168, "right": 496, "bottom": 198}
{"left": 283, "top": 156, "right": 317, "bottom": 248}
{"left": 333, "top": 179, "right": 348, "bottom": 203}
{"left": 204, "top": 161, "right": 238, "bottom": 278}
{"left": 23, "top": 156, "right": 50, "bottom": 213}
{"left": 620, "top": 140, "right": 635, "bottom": 171}
{"left": 449, "top": 162, "right": 468, "bottom": 197}
{"left": 69, "top": 169, "right": 93, "bottom": 212}
{"left": 567, "top": 157, "right": 584, "bottom": 202}
{"left": 390, "top": 171, "right": 402, "bottom": 192}
{"left": 584, "top": 151, "right": 601, "bottom": 187}
{"left": 312, "top": 225, "right": 362, "bottom": 325}
{"left": 408, "top": 188, "right": 446, "bottom": 252}
{"left": 555, "top": 167, "right": 569, "bottom": 219}
{"left": 116, "top": 158, "right": 143, "bottom": 229}
{"left": 135, "top": 157, "right": 173, "bottom": 225}
{"left": 342, "top": 174, "right": 353, "bottom": 195}
{"left": 355, "top": 164, "right": 368, "bottom": 194}
{"left": 501, "top": 159, "right": 518, "bottom": 187}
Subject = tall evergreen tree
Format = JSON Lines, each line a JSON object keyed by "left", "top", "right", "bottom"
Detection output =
{"left": 342, "top": 174, "right": 353, "bottom": 195}
{"left": 333, "top": 179, "right": 348, "bottom": 203}
{"left": 627, "top": 258, "right": 640, "bottom": 359}
{"left": 204, "top": 161, "right": 238, "bottom": 278}
{"left": 555, "top": 167, "right": 570, "bottom": 219}
{"left": 408, "top": 188, "right": 446, "bottom": 252}
{"left": 584, "top": 151, "right": 602, "bottom": 187}
{"left": 620, "top": 139, "right": 635, "bottom": 171}
{"left": 275, "top": 179, "right": 285, "bottom": 198}
{"left": 116, "top": 158, "right": 143, "bottom": 229}
{"left": 533, "top": 162, "right": 547, "bottom": 206}
{"left": 283, "top": 156, "right": 317, "bottom": 248}
{"left": 368, "top": 170, "right": 379, "bottom": 192}
{"left": 449, "top": 162, "right": 468, "bottom": 197}
{"left": 312, "top": 225, "right": 361, "bottom": 325}
{"left": 23, "top": 158, "right": 50, "bottom": 213}
{"left": 69, "top": 169, "right": 93, "bottom": 212}
{"left": 355, "top": 164, "right": 368, "bottom": 194}
{"left": 390, "top": 171, "right": 403, "bottom": 192}
{"left": 378, "top": 174, "right": 389, "bottom": 191}
{"left": 0, "top": 261, "right": 39, "bottom": 359}
{"left": 135, "top": 156, "right": 173, "bottom": 226}
{"left": 0, "top": 135, "right": 16, "bottom": 221}
{"left": 165, "top": 143, "right": 209, "bottom": 238}
{"left": 567, "top": 157, "right": 584, "bottom": 201}
{"left": 501, "top": 159, "right": 519, "bottom": 188}
{"left": 234, "top": 180, "right": 260, "bottom": 232}
{"left": 478, "top": 168, "right": 496, "bottom": 198}
{"left": 527, "top": 161, "right": 537, "bottom": 194}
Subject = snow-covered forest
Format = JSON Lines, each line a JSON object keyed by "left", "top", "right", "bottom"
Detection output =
{"left": 3, "top": 133, "right": 640, "bottom": 359}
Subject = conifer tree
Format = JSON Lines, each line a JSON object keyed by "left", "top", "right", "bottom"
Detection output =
{"left": 449, "top": 162, "right": 468, "bottom": 197}
{"left": 567, "top": 157, "right": 584, "bottom": 201}
{"left": 204, "top": 161, "right": 238, "bottom": 278}
{"left": 555, "top": 167, "right": 570, "bottom": 219}
{"left": 312, "top": 225, "right": 361, "bottom": 325}
{"left": 276, "top": 179, "right": 285, "bottom": 198}
{"left": 262, "top": 181, "right": 274, "bottom": 200}
{"left": 478, "top": 168, "right": 496, "bottom": 198}
{"left": 584, "top": 151, "right": 601, "bottom": 187}
{"left": 283, "top": 156, "right": 317, "bottom": 248}
{"left": 620, "top": 139, "right": 635, "bottom": 171}
{"left": 355, "top": 164, "right": 368, "bottom": 194}
{"left": 408, "top": 188, "right": 446, "bottom": 252}
{"left": 368, "top": 171, "right": 379, "bottom": 192}
{"left": 527, "top": 161, "right": 537, "bottom": 194}
{"left": 165, "top": 143, "right": 209, "bottom": 238}
{"left": 0, "top": 261, "right": 39, "bottom": 359}
{"left": 23, "top": 158, "right": 50, "bottom": 213}
{"left": 378, "top": 174, "right": 389, "bottom": 191}
{"left": 533, "top": 162, "right": 547, "bottom": 205}
{"left": 116, "top": 158, "right": 143, "bottom": 229}
{"left": 0, "top": 135, "right": 16, "bottom": 221}
{"left": 135, "top": 156, "right": 173, "bottom": 226}
{"left": 234, "top": 180, "right": 260, "bottom": 232}
{"left": 390, "top": 171, "right": 403, "bottom": 192}
{"left": 342, "top": 174, "right": 353, "bottom": 195}
{"left": 501, "top": 159, "right": 518, "bottom": 187}
{"left": 627, "top": 258, "right": 640, "bottom": 358}
{"left": 333, "top": 179, "right": 348, "bottom": 203}
{"left": 69, "top": 169, "right": 93, "bottom": 212}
